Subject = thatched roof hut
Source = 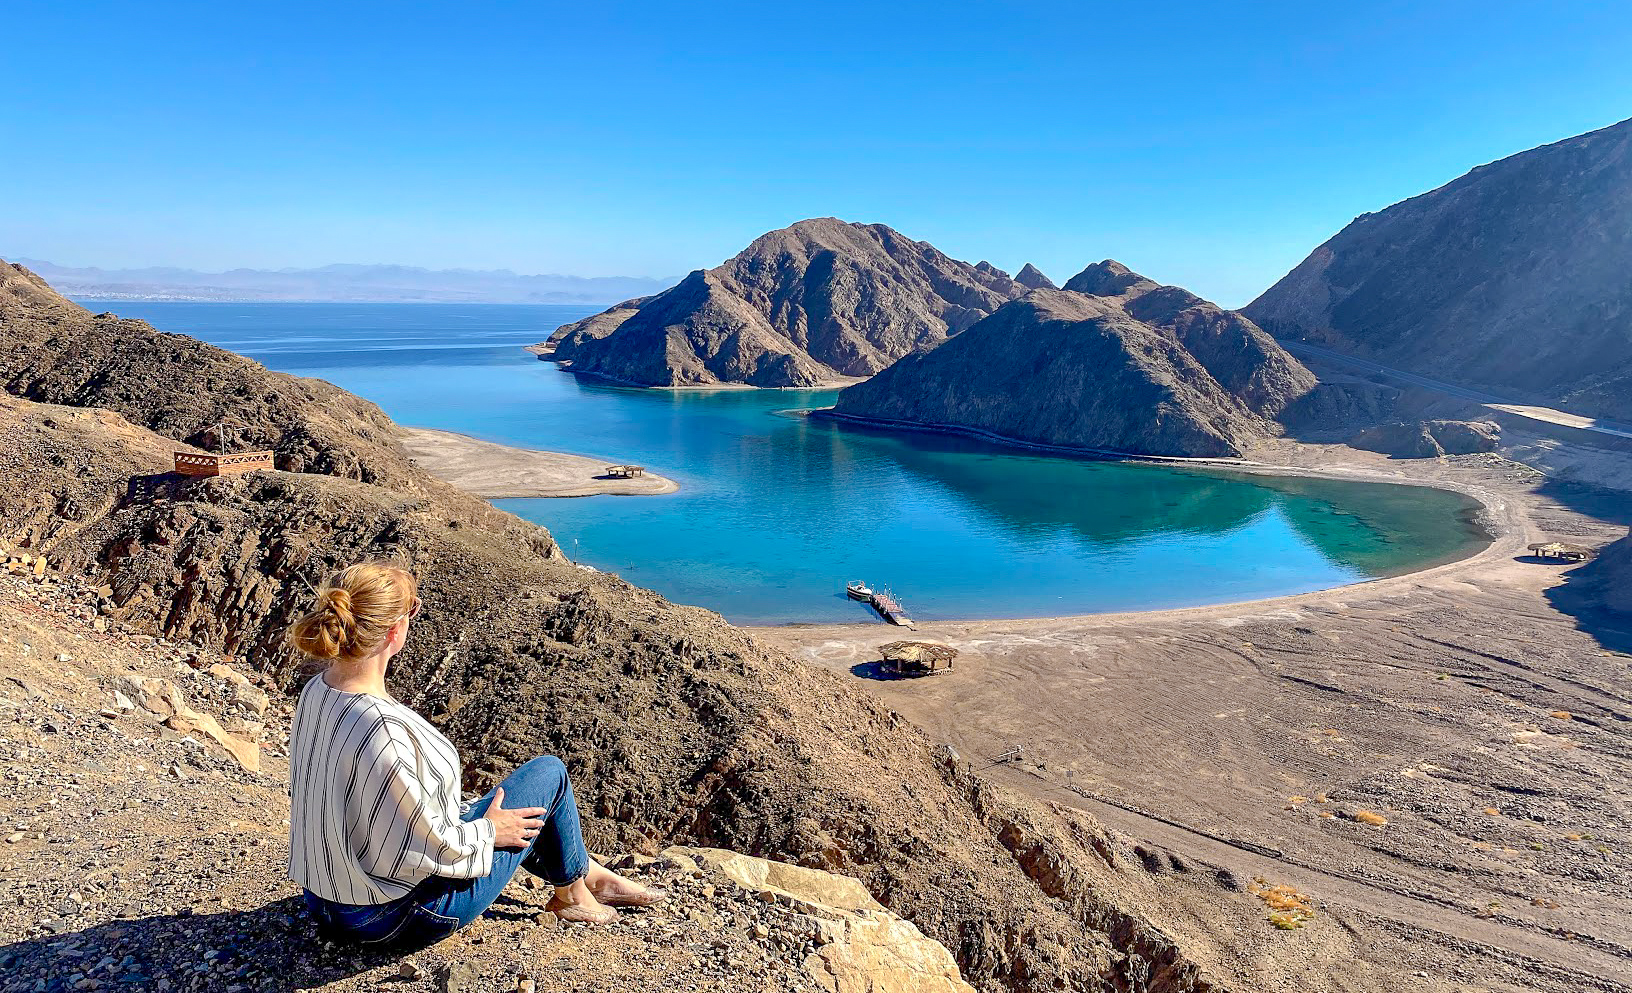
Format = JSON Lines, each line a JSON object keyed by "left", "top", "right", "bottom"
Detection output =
{"left": 877, "top": 640, "right": 958, "bottom": 676}
{"left": 1528, "top": 541, "right": 1596, "bottom": 562}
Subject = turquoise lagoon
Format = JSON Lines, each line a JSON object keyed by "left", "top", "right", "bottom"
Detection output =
{"left": 95, "top": 302, "right": 1488, "bottom": 625}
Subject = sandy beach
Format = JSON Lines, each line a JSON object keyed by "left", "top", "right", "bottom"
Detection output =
{"left": 399, "top": 427, "right": 679, "bottom": 498}
{"left": 754, "top": 437, "right": 1632, "bottom": 987}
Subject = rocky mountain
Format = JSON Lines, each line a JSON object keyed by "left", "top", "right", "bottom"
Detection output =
{"left": 1245, "top": 117, "right": 1632, "bottom": 421}
{"left": 540, "top": 219, "right": 1027, "bottom": 387}
{"left": 0, "top": 260, "right": 1219, "bottom": 992}
{"left": 1065, "top": 262, "right": 1315, "bottom": 418}
{"left": 827, "top": 265, "right": 1315, "bottom": 458}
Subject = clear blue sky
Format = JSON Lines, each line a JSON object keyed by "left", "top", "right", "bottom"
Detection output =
{"left": 4, "top": 1, "right": 1629, "bottom": 306}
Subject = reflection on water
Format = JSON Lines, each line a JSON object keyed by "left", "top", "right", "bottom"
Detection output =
{"left": 96, "top": 301, "right": 1488, "bottom": 625}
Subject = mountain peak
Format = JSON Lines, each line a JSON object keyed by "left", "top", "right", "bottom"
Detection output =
{"left": 1015, "top": 263, "right": 1056, "bottom": 290}
{"left": 1062, "top": 260, "right": 1157, "bottom": 298}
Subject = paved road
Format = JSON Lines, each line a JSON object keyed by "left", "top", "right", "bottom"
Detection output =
{"left": 1280, "top": 340, "right": 1632, "bottom": 441}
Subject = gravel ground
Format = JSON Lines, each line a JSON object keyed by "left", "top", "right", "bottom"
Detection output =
{"left": 0, "top": 573, "right": 838, "bottom": 993}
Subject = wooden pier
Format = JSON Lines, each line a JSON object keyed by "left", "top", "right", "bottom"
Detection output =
{"left": 869, "top": 589, "right": 915, "bottom": 627}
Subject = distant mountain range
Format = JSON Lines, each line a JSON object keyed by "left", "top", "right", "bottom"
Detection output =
{"left": 9, "top": 258, "right": 671, "bottom": 305}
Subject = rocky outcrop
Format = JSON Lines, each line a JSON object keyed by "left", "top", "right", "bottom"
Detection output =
{"left": 533, "top": 295, "right": 650, "bottom": 357}
{"left": 670, "top": 846, "right": 976, "bottom": 993}
{"left": 1245, "top": 117, "right": 1632, "bottom": 421}
{"left": 827, "top": 265, "right": 1316, "bottom": 458}
{"left": 1013, "top": 263, "right": 1056, "bottom": 291}
{"left": 0, "top": 267, "right": 1215, "bottom": 992}
{"left": 1349, "top": 419, "right": 1501, "bottom": 459}
{"left": 540, "top": 219, "right": 1027, "bottom": 387}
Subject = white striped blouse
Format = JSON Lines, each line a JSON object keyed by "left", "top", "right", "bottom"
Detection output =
{"left": 287, "top": 674, "right": 495, "bottom": 905}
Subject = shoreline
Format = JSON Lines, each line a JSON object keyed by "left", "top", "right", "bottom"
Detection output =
{"left": 808, "top": 406, "right": 1269, "bottom": 465}
{"left": 530, "top": 349, "right": 864, "bottom": 392}
{"left": 398, "top": 427, "right": 679, "bottom": 498}
{"left": 751, "top": 443, "right": 1520, "bottom": 632}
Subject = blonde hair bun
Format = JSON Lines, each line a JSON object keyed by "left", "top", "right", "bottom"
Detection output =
{"left": 291, "top": 563, "right": 417, "bottom": 663}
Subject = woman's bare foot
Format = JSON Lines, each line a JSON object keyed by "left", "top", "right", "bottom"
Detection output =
{"left": 546, "top": 878, "right": 617, "bottom": 924}
{"left": 584, "top": 860, "right": 668, "bottom": 908}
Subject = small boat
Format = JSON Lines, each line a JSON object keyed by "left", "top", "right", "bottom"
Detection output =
{"left": 846, "top": 580, "right": 874, "bottom": 601}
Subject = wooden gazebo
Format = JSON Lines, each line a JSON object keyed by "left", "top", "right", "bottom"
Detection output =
{"left": 604, "top": 464, "right": 646, "bottom": 478}
{"left": 877, "top": 641, "right": 958, "bottom": 677}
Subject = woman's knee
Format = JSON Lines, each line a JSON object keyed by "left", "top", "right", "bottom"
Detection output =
{"left": 514, "top": 755, "right": 569, "bottom": 792}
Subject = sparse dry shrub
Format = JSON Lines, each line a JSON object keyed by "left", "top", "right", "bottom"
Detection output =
{"left": 1353, "top": 810, "right": 1388, "bottom": 826}
{"left": 1483, "top": 807, "right": 1500, "bottom": 816}
{"left": 1549, "top": 710, "right": 1572, "bottom": 720}
{"left": 1249, "top": 878, "right": 1316, "bottom": 930}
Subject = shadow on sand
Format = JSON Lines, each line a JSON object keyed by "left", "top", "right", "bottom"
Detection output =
{"left": 1544, "top": 541, "right": 1632, "bottom": 657}
{"left": 849, "top": 661, "right": 915, "bottom": 681}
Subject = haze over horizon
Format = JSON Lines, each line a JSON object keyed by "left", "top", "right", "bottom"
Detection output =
{"left": 5, "top": 1, "right": 1630, "bottom": 306}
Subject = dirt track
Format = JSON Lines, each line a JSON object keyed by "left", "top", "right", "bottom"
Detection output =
{"left": 759, "top": 446, "right": 1632, "bottom": 990}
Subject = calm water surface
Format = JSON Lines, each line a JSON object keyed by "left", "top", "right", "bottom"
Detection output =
{"left": 95, "top": 301, "right": 1488, "bottom": 625}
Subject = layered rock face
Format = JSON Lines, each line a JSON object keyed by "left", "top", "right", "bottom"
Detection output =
{"left": 829, "top": 264, "right": 1315, "bottom": 458}
{"left": 0, "top": 264, "right": 1213, "bottom": 993}
{"left": 542, "top": 219, "right": 1027, "bottom": 387}
{"left": 1245, "top": 117, "right": 1632, "bottom": 420}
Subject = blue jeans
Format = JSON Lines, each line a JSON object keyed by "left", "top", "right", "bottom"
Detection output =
{"left": 304, "top": 755, "right": 590, "bottom": 948}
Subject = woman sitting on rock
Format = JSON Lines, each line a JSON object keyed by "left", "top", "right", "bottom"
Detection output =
{"left": 287, "top": 562, "right": 662, "bottom": 946}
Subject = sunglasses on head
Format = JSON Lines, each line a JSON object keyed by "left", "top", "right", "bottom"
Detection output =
{"left": 398, "top": 596, "right": 422, "bottom": 622}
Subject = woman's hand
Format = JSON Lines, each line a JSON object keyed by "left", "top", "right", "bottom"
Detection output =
{"left": 485, "top": 787, "right": 546, "bottom": 850}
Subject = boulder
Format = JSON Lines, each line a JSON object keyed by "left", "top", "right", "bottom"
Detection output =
{"left": 667, "top": 846, "right": 976, "bottom": 993}
{"left": 114, "top": 674, "right": 260, "bottom": 771}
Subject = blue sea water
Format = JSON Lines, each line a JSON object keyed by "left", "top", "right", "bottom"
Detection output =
{"left": 92, "top": 301, "right": 1488, "bottom": 625}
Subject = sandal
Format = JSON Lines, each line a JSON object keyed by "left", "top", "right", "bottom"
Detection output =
{"left": 594, "top": 884, "right": 668, "bottom": 908}
{"left": 546, "top": 896, "right": 618, "bottom": 925}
